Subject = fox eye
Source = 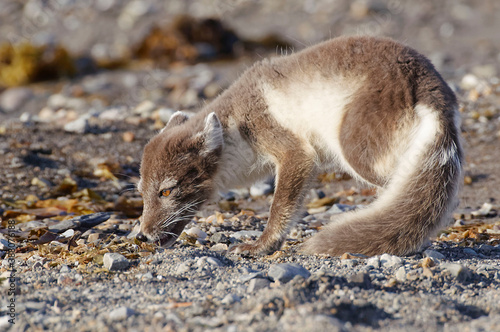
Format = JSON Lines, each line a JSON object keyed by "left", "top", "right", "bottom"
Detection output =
{"left": 159, "top": 188, "right": 172, "bottom": 198}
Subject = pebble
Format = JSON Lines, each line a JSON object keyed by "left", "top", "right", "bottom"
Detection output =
{"left": 268, "top": 263, "right": 310, "bottom": 283}
{"left": 210, "top": 243, "right": 229, "bottom": 252}
{"left": 380, "top": 254, "right": 403, "bottom": 268}
{"left": 395, "top": 266, "right": 407, "bottom": 282}
{"left": 0, "top": 238, "right": 10, "bottom": 251}
{"left": 0, "top": 316, "right": 10, "bottom": 330}
{"left": 471, "top": 203, "right": 494, "bottom": 217}
{"left": 64, "top": 117, "right": 90, "bottom": 134}
{"left": 346, "top": 272, "right": 372, "bottom": 288}
{"left": 176, "top": 262, "right": 191, "bottom": 274}
{"left": 103, "top": 253, "right": 130, "bottom": 271}
{"left": 57, "top": 274, "right": 73, "bottom": 285}
{"left": 249, "top": 180, "right": 274, "bottom": 197}
{"left": 185, "top": 227, "right": 208, "bottom": 241}
{"left": 87, "top": 233, "right": 100, "bottom": 243}
{"left": 239, "top": 272, "right": 266, "bottom": 283}
{"left": 108, "top": 306, "right": 135, "bottom": 321}
{"left": 341, "top": 259, "right": 359, "bottom": 268}
{"left": 0, "top": 87, "right": 33, "bottom": 113}
{"left": 133, "top": 100, "right": 156, "bottom": 117}
{"left": 366, "top": 256, "right": 381, "bottom": 269}
{"left": 231, "top": 230, "right": 263, "bottom": 240}
{"left": 210, "top": 232, "right": 229, "bottom": 244}
{"left": 326, "top": 204, "right": 357, "bottom": 215}
{"left": 99, "top": 106, "right": 128, "bottom": 121}
{"left": 247, "top": 278, "right": 271, "bottom": 292}
{"left": 424, "top": 249, "right": 445, "bottom": 261}
{"left": 442, "top": 263, "right": 472, "bottom": 282}
{"left": 463, "top": 248, "right": 478, "bottom": 256}
{"left": 60, "top": 265, "right": 71, "bottom": 273}
{"left": 206, "top": 257, "right": 224, "bottom": 267}
{"left": 221, "top": 294, "right": 240, "bottom": 305}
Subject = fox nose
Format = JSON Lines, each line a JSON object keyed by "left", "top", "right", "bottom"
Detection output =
{"left": 136, "top": 232, "right": 148, "bottom": 242}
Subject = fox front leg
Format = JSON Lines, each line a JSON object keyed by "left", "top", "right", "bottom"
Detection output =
{"left": 229, "top": 150, "right": 315, "bottom": 255}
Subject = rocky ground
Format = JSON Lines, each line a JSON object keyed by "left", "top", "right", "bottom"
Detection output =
{"left": 1, "top": 1, "right": 500, "bottom": 331}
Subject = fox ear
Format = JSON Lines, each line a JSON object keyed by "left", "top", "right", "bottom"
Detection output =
{"left": 161, "top": 111, "right": 189, "bottom": 133}
{"left": 201, "top": 112, "right": 223, "bottom": 155}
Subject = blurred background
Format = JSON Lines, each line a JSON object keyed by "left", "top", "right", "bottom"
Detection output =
{"left": 1, "top": 0, "right": 499, "bottom": 120}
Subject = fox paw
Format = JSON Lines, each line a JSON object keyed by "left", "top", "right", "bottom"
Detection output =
{"left": 228, "top": 242, "right": 277, "bottom": 256}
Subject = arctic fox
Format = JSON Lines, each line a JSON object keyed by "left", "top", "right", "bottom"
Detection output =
{"left": 136, "top": 36, "right": 463, "bottom": 256}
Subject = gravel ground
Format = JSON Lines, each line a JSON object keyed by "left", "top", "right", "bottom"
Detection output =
{"left": 1, "top": 1, "right": 500, "bottom": 331}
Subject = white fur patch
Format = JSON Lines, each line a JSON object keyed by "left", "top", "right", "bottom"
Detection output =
{"left": 373, "top": 104, "right": 440, "bottom": 208}
{"left": 212, "top": 117, "right": 272, "bottom": 192}
{"left": 263, "top": 73, "right": 365, "bottom": 179}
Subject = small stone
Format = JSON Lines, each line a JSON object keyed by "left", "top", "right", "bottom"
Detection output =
{"left": 460, "top": 74, "right": 480, "bottom": 90}
{"left": 31, "top": 177, "right": 51, "bottom": 188}
{"left": 478, "top": 244, "right": 495, "bottom": 255}
{"left": 247, "top": 278, "right": 271, "bottom": 292}
{"left": 206, "top": 257, "right": 224, "bottom": 267}
{"left": 454, "top": 219, "right": 465, "bottom": 227}
{"left": 203, "top": 82, "right": 221, "bottom": 98}
{"left": 157, "top": 107, "right": 177, "bottom": 123}
{"left": 176, "top": 262, "right": 191, "bottom": 274}
{"left": 60, "top": 229, "right": 74, "bottom": 238}
{"left": 239, "top": 272, "right": 266, "bottom": 283}
{"left": 341, "top": 252, "right": 368, "bottom": 260}
{"left": 210, "top": 243, "right": 228, "bottom": 252}
{"left": 347, "top": 272, "right": 372, "bottom": 288}
{"left": 122, "top": 131, "right": 135, "bottom": 142}
{"left": 32, "top": 261, "right": 43, "bottom": 270}
{"left": 141, "top": 272, "right": 153, "bottom": 280}
{"left": 47, "top": 94, "right": 68, "bottom": 109}
{"left": 108, "top": 307, "right": 135, "bottom": 321}
{"left": 103, "top": 253, "right": 129, "bottom": 271}
{"left": 210, "top": 232, "right": 229, "bottom": 244}
{"left": 57, "top": 274, "right": 73, "bottom": 285}
{"left": 231, "top": 230, "right": 263, "bottom": 240}
{"left": 395, "top": 266, "right": 406, "bottom": 282}
{"left": 442, "top": 263, "right": 472, "bottom": 282}
{"left": 471, "top": 203, "right": 494, "bottom": 217}
{"left": 341, "top": 259, "right": 359, "bottom": 268}
{"left": 463, "top": 248, "right": 478, "bottom": 256}
{"left": 366, "top": 256, "right": 380, "bottom": 269}
{"left": 0, "top": 87, "right": 33, "bottom": 113}
{"left": 185, "top": 227, "right": 207, "bottom": 240}
{"left": 422, "top": 267, "right": 434, "bottom": 278}
{"left": 133, "top": 100, "right": 156, "bottom": 117}
{"left": 424, "top": 249, "right": 445, "bottom": 261}
{"left": 19, "top": 112, "right": 32, "bottom": 123}
{"left": 327, "top": 204, "right": 357, "bottom": 215}
{"left": 0, "top": 315, "right": 11, "bottom": 330}
{"left": 268, "top": 263, "right": 310, "bottom": 283}
{"left": 0, "top": 238, "right": 10, "bottom": 251}
{"left": 60, "top": 265, "right": 70, "bottom": 273}
{"left": 384, "top": 278, "right": 397, "bottom": 287}
{"left": 421, "top": 257, "right": 436, "bottom": 268}
{"left": 74, "top": 274, "right": 83, "bottom": 283}
{"left": 380, "top": 254, "right": 403, "bottom": 268}
{"left": 221, "top": 294, "right": 240, "bottom": 305}
{"left": 99, "top": 106, "right": 128, "bottom": 120}
{"left": 250, "top": 180, "right": 274, "bottom": 197}
{"left": 87, "top": 233, "right": 100, "bottom": 243}
{"left": 64, "top": 117, "right": 90, "bottom": 134}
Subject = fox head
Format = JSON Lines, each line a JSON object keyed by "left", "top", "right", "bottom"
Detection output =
{"left": 136, "top": 111, "right": 223, "bottom": 246}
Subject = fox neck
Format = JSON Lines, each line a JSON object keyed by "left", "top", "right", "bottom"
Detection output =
{"left": 210, "top": 116, "right": 273, "bottom": 194}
